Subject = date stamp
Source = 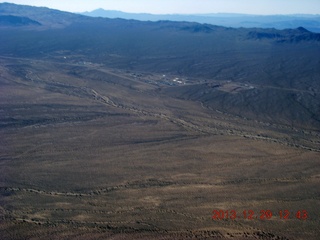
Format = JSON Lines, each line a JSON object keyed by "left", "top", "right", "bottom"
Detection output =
{"left": 212, "top": 209, "right": 308, "bottom": 220}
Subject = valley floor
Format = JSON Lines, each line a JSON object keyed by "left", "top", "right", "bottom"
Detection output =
{"left": 0, "top": 57, "right": 319, "bottom": 239}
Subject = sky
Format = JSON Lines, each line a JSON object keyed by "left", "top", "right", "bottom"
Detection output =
{"left": 1, "top": 0, "right": 320, "bottom": 15}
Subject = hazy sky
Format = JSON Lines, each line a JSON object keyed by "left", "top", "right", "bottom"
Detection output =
{"left": 2, "top": 0, "right": 320, "bottom": 15}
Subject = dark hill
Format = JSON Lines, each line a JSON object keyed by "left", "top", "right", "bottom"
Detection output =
{"left": 0, "top": 15, "right": 41, "bottom": 26}
{"left": 247, "top": 27, "right": 320, "bottom": 42}
{"left": 0, "top": 3, "right": 319, "bottom": 129}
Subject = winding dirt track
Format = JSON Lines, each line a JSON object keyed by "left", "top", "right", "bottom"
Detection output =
{"left": 16, "top": 56, "right": 320, "bottom": 153}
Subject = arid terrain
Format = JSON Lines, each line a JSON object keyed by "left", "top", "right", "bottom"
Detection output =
{"left": 0, "top": 3, "right": 320, "bottom": 239}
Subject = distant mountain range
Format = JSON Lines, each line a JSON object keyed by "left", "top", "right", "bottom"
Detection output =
{"left": 81, "top": 9, "right": 320, "bottom": 33}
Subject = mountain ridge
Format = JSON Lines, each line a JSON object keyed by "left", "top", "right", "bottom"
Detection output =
{"left": 0, "top": 2, "right": 89, "bottom": 28}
